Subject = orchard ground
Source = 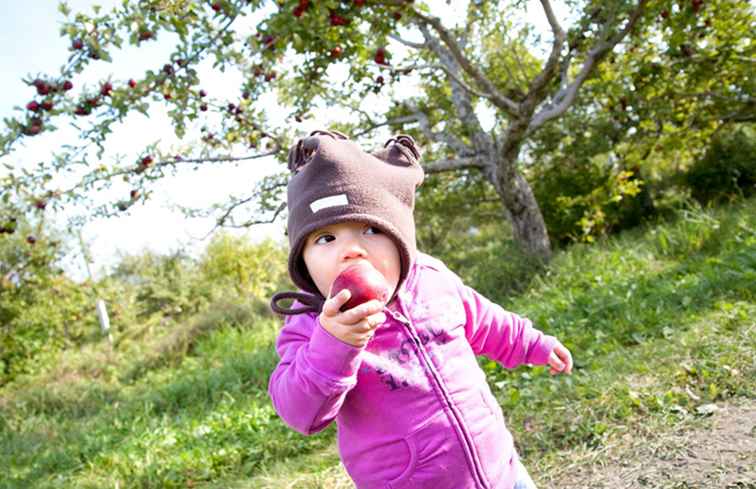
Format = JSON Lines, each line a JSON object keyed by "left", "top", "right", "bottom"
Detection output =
{"left": 247, "top": 398, "right": 756, "bottom": 489}
{"left": 1, "top": 198, "right": 754, "bottom": 488}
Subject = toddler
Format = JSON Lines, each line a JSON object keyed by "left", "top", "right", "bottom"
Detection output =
{"left": 269, "top": 130, "right": 572, "bottom": 489}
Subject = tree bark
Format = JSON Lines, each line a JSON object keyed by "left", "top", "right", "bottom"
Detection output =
{"left": 496, "top": 117, "right": 552, "bottom": 261}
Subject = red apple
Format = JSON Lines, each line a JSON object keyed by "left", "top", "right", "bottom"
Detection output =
{"left": 100, "top": 82, "right": 113, "bottom": 96}
{"left": 374, "top": 47, "right": 389, "bottom": 65}
{"left": 331, "top": 262, "right": 391, "bottom": 312}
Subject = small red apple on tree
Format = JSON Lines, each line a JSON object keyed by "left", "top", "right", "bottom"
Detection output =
{"left": 100, "top": 82, "right": 113, "bottom": 96}
{"left": 330, "top": 12, "right": 349, "bottom": 26}
{"left": 33, "top": 79, "right": 50, "bottom": 96}
{"left": 374, "top": 47, "right": 389, "bottom": 65}
{"left": 331, "top": 262, "right": 391, "bottom": 312}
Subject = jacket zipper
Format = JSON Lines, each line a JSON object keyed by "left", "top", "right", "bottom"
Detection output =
{"left": 386, "top": 306, "right": 490, "bottom": 489}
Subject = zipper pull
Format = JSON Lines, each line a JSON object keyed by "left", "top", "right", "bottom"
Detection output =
{"left": 384, "top": 306, "right": 409, "bottom": 325}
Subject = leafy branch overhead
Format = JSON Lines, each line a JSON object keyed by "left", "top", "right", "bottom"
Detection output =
{"left": 1, "top": 0, "right": 752, "bottom": 258}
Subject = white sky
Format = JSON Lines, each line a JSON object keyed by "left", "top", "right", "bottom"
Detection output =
{"left": 0, "top": 1, "right": 565, "bottom": 281}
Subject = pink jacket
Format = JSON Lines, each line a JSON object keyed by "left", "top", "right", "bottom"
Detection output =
{"left": 268, "top": 253, "right": 557, "bottom": 489}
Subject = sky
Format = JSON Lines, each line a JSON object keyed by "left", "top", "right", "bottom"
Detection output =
{"left": 0, "top": 1, "right": 564, "bottom": 281}
{"left": 0, "top": 0, "right": 291, "bottom": 280}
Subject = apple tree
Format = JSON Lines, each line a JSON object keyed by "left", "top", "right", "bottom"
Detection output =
{"left": 3, "top": 0, "right": 748, "bottom": 260}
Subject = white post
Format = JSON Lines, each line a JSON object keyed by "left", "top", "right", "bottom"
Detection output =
{"left": 96, "top": 298, "right": 113, "bottom": 345}
{"left": 78, "top": 230, "right": 113, "bottom": 346}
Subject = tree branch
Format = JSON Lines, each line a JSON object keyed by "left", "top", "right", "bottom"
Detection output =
{"left": 528, "top": 0, "right": 647, "bottom": 134}
{"left": 419, "top": 24, "right": 496, "bottom": 160}
{"left": 523, "top": 0, "right": 567, "bottom": 106}
{"left": 388, "top": 33, "right": 427, "bottom": 50}
{"left": 412, "top": 10, "right": 519, "bottom": 116}
{"left": 423, "top": 156, "right": 484, "bottom": 174}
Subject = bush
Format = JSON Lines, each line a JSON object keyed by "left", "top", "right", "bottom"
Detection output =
{"left": 199, "top": 233, "right": 290, "bottom": 300}
{"left": 685, "top": 125, "right": 756, "bottom": 204}
{"left": 531, "top": 156, "right": 647, "bottom": 245}
{"left": 0, "top": 215, "right": 105, "bottom": 385}
{"left": 109, "top": 250, "right": 209, "bottom": 320}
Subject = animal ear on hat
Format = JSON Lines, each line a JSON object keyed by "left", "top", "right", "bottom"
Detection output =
{"left": 375, "top": 134, "right": 422, "bottom": 167}
{"left": 287, "top": 129, "right": 350, "bottom": 173}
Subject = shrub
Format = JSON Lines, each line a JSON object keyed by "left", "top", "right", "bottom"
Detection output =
{"left": 685, "top": 125, "right": 756, "bottom": 204}
{"left": 531, "top": 156, "right": 646, "bottom": 244}
{"left": 199, "top": 233, "right": 290, "bottom": 300}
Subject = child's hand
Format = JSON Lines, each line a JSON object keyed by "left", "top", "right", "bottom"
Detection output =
{"left": 548, "top": 342, "right": 573, "bottom": 375}
{"left": 319, "top": 289, "right": 387, "bottom": 348}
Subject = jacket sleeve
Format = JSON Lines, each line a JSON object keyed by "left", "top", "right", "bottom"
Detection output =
{"left": 455, "top": 279, "right": 558, "bottom": 368}
{"left": 268, "top": 312, "right": 363, "bottom": 435}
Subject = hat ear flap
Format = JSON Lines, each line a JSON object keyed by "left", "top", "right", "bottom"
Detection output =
{"left": 377, "top": 134, "right": 422, "bottom": 167}
{"left": 288, "top": 129, "right": 350, "bottom": 173}
{"left": 287, "top": 139, "right": 304, "bottom": 172}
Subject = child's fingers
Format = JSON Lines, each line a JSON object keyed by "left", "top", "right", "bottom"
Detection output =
{"left": 557, "top": 345, "right": 573, "bottom": 374}
{"left": 341, "top": 299, "right": 385, "bottom": 324}
{"left": 548, "top": 352, "right": 565, "bottom": 375}
{"left": 366, "top": 311, "right": 387, "bottom": 329}
{"left": 322, "top": 289, "right": 351, "bottom": 317}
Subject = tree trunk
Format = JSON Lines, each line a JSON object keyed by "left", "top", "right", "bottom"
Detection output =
{"left": 496, "top": 166, "right": 552, "bottom": 261}
{"left": 495, "top": 118, "right": 552, "bottom": 261}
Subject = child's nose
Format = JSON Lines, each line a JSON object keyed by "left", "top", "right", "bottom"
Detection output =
{"left": 341, "top": 238, "right": 367, "bottom": 260}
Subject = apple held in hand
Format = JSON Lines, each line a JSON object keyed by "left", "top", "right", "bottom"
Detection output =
{"left": 332, "top": 262, "right": 391, "bottom": 312}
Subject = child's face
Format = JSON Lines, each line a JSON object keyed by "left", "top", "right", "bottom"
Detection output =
{"left": 302, "top": 221, "right": 401, "bottom": 300}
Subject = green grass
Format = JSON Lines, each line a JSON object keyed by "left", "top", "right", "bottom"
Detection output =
{"left": 1, "top": 198, "right": 754, "bottom": 488}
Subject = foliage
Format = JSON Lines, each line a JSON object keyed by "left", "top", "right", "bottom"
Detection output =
{"left": 0, "top": 213, "right": 91, "bottom": 385}
{"left": 199, "top": 232, "right": 290, "bottom": 299}
{"left": 1, "top": 198, "right": 753, "bottom": 487}
{"left": 525, "top": 0, "right": 755, "bottom": 236}
{"left": 109, "top": 249, "right": 208, "bottom": 320}
{"left": 1, "top": 220, "right": 289, "bottom": 386}
{"left": 530, "top": 155, "right": 645, "bottom": 244}
{"left": 685, "top": 124, "right": 756, "bottom": 204}
{"left": 9, "top": 0, "right": 748, "bottom": 258}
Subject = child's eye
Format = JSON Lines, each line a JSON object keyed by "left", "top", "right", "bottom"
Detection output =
{"left": 314, "top": 234, "right": 335, "bottom": 245}
{"left": 365, "top": 226, "right": 381, "bottom": 235}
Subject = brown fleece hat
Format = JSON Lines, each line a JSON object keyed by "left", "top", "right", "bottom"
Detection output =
{"left": 285, "top": 129, "right": 424, "bottom": 300}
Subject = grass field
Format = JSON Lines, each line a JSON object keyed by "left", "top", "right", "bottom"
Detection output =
{"left": 1, "top": 198, "right": 754, "bottom": 488}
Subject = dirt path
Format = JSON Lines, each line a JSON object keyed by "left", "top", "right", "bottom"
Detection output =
{"left": 542, "top": 399, "right": 756, "bottom": 489}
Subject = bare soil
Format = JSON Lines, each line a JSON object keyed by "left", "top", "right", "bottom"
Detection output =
{"left": 542, "top": 399, "right": 756, "bottom": 489}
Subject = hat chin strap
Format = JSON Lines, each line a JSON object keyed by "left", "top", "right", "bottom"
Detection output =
{"left": 270, "top": 290, "right": 325, "bottom": 315}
